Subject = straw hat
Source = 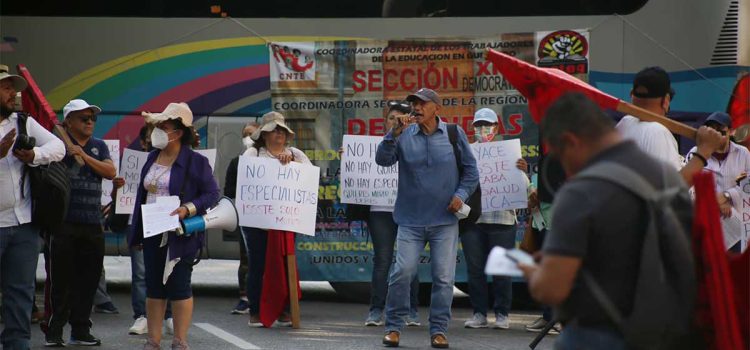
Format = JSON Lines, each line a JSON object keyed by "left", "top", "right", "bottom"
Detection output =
{"left": 141, "top": 102, "right": 193, "bottom": 127}
{"left": 251, "top": 111, "right": 294, "bottom": 141}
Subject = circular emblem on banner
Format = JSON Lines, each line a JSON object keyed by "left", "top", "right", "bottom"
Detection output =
{"left": 537, "top": 30, "right": 589, "bottom": 73}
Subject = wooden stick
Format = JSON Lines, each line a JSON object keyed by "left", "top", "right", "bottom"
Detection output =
{"left": 286, "top": 254, "right": 301, "bottom": 329}
{"left": 616, "top": 101, "right": 697, "bottom": 139}
{"left": 53, "top": 125, "right": 84, "bottom": 165}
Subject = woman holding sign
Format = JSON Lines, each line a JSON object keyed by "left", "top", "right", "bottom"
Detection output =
{"left": 129, "top": 102, "right": 220, "bottom": 350}
{"left": 241, "top": 111, "right": 311, "bottom": 328}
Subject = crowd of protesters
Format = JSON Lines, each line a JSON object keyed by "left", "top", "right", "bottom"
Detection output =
{"left": 0, "top": 63, "right": 747, "bottom": 350}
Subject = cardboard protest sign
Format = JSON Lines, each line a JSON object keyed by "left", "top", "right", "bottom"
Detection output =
{"left": 340, "top": 135, "right": 398, "bottom": 206}
{"left": 734, "top": 178, "right": 750, "bottom": 251}
{"left": 115, "top": 148, "right": 149, "bottom": 214}
{"left": 235, "top": 157, "right": 320, "bottom": 236}
{"left": 471, "top": 139, "right": 528, "bottom": 212}
{"left": 101, "top": 140, "right": 120, "bottom": 205}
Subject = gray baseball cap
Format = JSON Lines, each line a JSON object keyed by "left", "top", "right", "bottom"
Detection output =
{"left": 406, "top": 88, "right": 440, "bottom": 105}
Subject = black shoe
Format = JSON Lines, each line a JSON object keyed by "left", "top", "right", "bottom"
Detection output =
{"left": 44, "top": 335, "right": 65, "bottom": 347}
{"left": 69, "top": 333, "right": 101, "bottom": 346}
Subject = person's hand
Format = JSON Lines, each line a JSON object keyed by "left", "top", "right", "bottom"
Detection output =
{"left": 528, "top": 189, "right": 539, "bottom": 210}
{"left": 0, "top": 129, "right": 16, "bottom": 159}
{"left": 171, "top": 206, "right": 188, "bottom": 220}
{"left": 695, "top": 126, "right": 725, "bottom": 157}
{"left": 717, "top": 193, "right": 732, "bottom": 218}
{"left": 13, "top": 149, "right": 35, "bottom": 164}
{"left": 277, "top": 153, "right": 293, "bottom": 165}
{"left": 516, "top": 158, "right": 528, "bottom": 172}
{"left": 112, "top": 177, "right": 125, "bottom": 189}
{"left": 67, "top": 144, "right": 86, "bottom": 158}
{"left": 390, "top": 114, "right": 413, "bottom": 138}
{"left": 447, "top": 195, "right": 463, "bottom": 213}
{"left": 517, "top": 263, "right": 537, "bottom": 280}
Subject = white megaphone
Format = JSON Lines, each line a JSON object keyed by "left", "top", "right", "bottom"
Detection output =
{"left": 179, "top": 197, "right": 238, "bottom": 236}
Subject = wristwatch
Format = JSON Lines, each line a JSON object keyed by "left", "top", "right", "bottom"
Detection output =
{"left": 722, "top": 191, "right": 732, "bottom": 204}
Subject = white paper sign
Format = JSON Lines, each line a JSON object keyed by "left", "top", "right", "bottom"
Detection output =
{"left": 340, "top": 135, "right": 398, "bottom": 206}
{"left": 115, "top": 148, "right": 149, "bottom": 214}
{"left": 141, "top": 196, "right": 181, "bottom": 238}
{"left": 195, "top": 149, "right": 217, "bottom": 173}
{"left": 485, "top": 246, "right": 525, "bottom": 277}
{"left": 235, "top": 157, "right": 320, "bottom": 236}
{"left": 735, "top": 178, "right": 750, "bottom": 251}
{"left": 101, "top": 140, "right": 121, "bottom": 205}
{"left": 471, "top": 139, "right": 528, "bottom": 212}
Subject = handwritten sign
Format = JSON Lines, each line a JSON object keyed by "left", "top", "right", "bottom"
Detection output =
{"left": 101, "top": 140, "right": 121, "bottom": 205}
{"left": 340, "top": 135, "right": 398, "bottom": 206}
{"left": 735, "top": 178, "right": 750, "bottom": 251}
{"left": 235, "top": 157, "right": 320, "bottom": 236}
{"left": 471, "top": 139, "right": 528, "bottom": 212}
{"left": 115, "top": 148, "right": 149, "bottom": 214}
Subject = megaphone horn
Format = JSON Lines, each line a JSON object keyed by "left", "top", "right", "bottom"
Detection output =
{"left": 180, "top": 196, "right": 239, "bottom": 236}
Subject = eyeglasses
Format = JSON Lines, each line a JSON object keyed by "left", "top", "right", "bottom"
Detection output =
{"left": 77, "top": 115, "right": 98, "bottom": 123}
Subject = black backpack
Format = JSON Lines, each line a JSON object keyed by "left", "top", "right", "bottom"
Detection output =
{"left": 573, "top": 161, "right": 697, "bottom": 350}
{"left": 17, "top": 113, "right": 71, "bottom": 231}
{"left": 446, "top": 123, "right": 481, "bottom": 224}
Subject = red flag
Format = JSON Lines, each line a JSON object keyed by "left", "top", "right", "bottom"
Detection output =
{"left": 259, "top": 231, "right": 301, "bottom": 328}
{"left": 727, "top": 74, "right": 749, "bottom": 129}
{"left": 15, "top": 64, "right": 58, "bottom": 131}
{"left": 691, "top": 172, "right": 745, "bottom": 350}
{"left": 728, "top": 249, "right": 749, "bottom": 347}
{"left": 484, "top": 49, "right": 696, "bottom": 139}
{"left": 485, "top": 49, "right": 619, "bottom": 123}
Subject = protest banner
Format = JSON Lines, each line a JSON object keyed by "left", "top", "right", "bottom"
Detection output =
{"left": 471, "top": 139, "right": 527, "bottom": 211}
{"left": 735, "top": 178, "right": 750, "bottom": 251}
{"left": 115, "top": 148, "right": 149, "bottom": 214}
{"left": 101, "top": 140, "right": 120, "bottom": 205}
{"left": 340, "top": 135, "right": 398, "bottom": 206}
{"left": 235, "top": 157, "right": 320, "bottom": 236}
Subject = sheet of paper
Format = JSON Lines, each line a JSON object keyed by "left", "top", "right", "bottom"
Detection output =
{"left": 141, "top": 196, "right": 181, "bottom": 238}
{"left": 485, "top": 246, "right": 524, "bottom": 277}
{"left": 721, "top": 208, "right": 742, "bottom": 250}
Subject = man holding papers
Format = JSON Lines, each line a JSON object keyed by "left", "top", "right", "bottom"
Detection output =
{"left": 129, "top": 103, "right": 219, "bottom": 350}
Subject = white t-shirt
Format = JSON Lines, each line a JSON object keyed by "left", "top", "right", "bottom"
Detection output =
{"left": 616, "top": 115, "right": 683, "bottom": 170}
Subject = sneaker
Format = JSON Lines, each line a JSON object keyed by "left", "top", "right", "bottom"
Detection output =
{"left": 171, "top": 339, "right": 190, "bottom": 350}
{"left": 143, "top": 339, "right": 161, "bottom": 350}
{"left": 94, "top": 302, "right": 119, "bottom": 314}
{"left": 364, "top": 309, "right": 383, "bottom": 326}
{"left": 548, "top": 323, "right": 562, "bottom": 335}
{"left": 69, "top": 333, "right": 102, "bottom": 346}
{"left": 406, "top": 313, "right": 421, "bottom": 327}
{"left": 525, "top": 317, "right": 548, "bottom": 332}
{"left": 248, "top": 314, "right": 263, "bottom": 328}
{"left": 129, "top": 316, "right": 148, "bottom": 335}
{"left": 164, "top": 318, "right": 174, "bottom": 335}
{"left": 275, "top": 312, "right": 292, "bottom": 327}
{"left": 231, "top": 299, "right": 250, "bottom": 315}
{"left": 44, "top": 335, "right": 65, "bottom": 347}
{"left": 492, "top": 313, "right": 510, "bottom": 329}
{"left": 464, "top": 313, "right": 488, "bottom": 328}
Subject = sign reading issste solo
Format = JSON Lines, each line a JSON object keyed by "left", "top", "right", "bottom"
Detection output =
{"left": 235, "top": 157, "right": 320, "bottom": 236}
{"left": 340, "top": 135, "right": 398, "bottom": 206}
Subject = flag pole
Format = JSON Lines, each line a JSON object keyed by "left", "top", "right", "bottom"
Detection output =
{"left": 616, "top": 101, "right": 697, "bottom": 139}
{"left": 285, "top": 232, "right": 301, "bottom": 328}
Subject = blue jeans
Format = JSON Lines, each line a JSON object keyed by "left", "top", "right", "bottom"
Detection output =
{"left": 130, "top": 247, "right": 171, "bottom": 319}
{"left": 0, "top": 223, "right": 40, "bottom": 350}
{"left": 556, "top": 325, "right": 629, "bottom": 350}
{"left": 368, "top": 211, "right": 419, "bottom": 316}
{"left": 385, "top": 223, "right": 459, "bottom": 336}
{"left": 460, "top": 222, "right": 516, "bottom": 316}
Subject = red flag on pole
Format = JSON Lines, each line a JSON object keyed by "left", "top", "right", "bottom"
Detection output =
{"left": 484, "top": 49, "right": 696, "bottom": 138}
{"left": 15, "top": 64, "right": 58, "bottom": 131}
{"left": 691, "top": 171, "right": 745, "bottom": 350}
{"left": 259, "top": 231, "right": 301, "bottom": 328}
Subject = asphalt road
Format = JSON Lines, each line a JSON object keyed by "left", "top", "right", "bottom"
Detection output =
{"left": 24, "top": 256, "right": 557, "bottom": 349}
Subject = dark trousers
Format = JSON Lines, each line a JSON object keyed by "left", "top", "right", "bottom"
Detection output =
{"left": 242, "top": 227, "right": 267, "bottom": 315}
{"left": 48, "top": 222, "right": 104, "bottom": 337}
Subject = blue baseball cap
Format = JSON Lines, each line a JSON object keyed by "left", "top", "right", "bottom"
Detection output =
{"left": 473, "top": 108, "right": 498, "bottom": 124}
{"left": 406, "top": 88, "right": 440, "bottom": 105}
{"left": 704, "top": 111, "right": 731, "bottom": 128}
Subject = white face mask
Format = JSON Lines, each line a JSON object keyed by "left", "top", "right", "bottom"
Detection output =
{"left": 242, "top": 136, "right": 254, "bottom": 149}
{"left": 151, "top": 128, "right": 175, "bottom": 150}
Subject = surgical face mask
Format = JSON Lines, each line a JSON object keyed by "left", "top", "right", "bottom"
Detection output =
{"left": 150, "top": 128, "right": 175, "bottom": 150}
{"left": 242, "top": 136, "right": 254, "bottom": 149}
{"left": 473, "top": 126, "right": 496, "bottom": 143}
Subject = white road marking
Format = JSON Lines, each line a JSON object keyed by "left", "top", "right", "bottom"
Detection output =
{"left": 194, "top": 323, "right": 261, "bottom": 349}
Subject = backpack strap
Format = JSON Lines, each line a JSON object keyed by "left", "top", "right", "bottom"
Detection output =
{"left": 447, "top": 123, "right": 462, "bottom": 173}
{"left": 17, "top": 112, "right": 30, "bottom": 199}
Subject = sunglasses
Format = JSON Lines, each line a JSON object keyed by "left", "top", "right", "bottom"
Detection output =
{"left": 77, "top": 115, "right": 98, "bottom": 123}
